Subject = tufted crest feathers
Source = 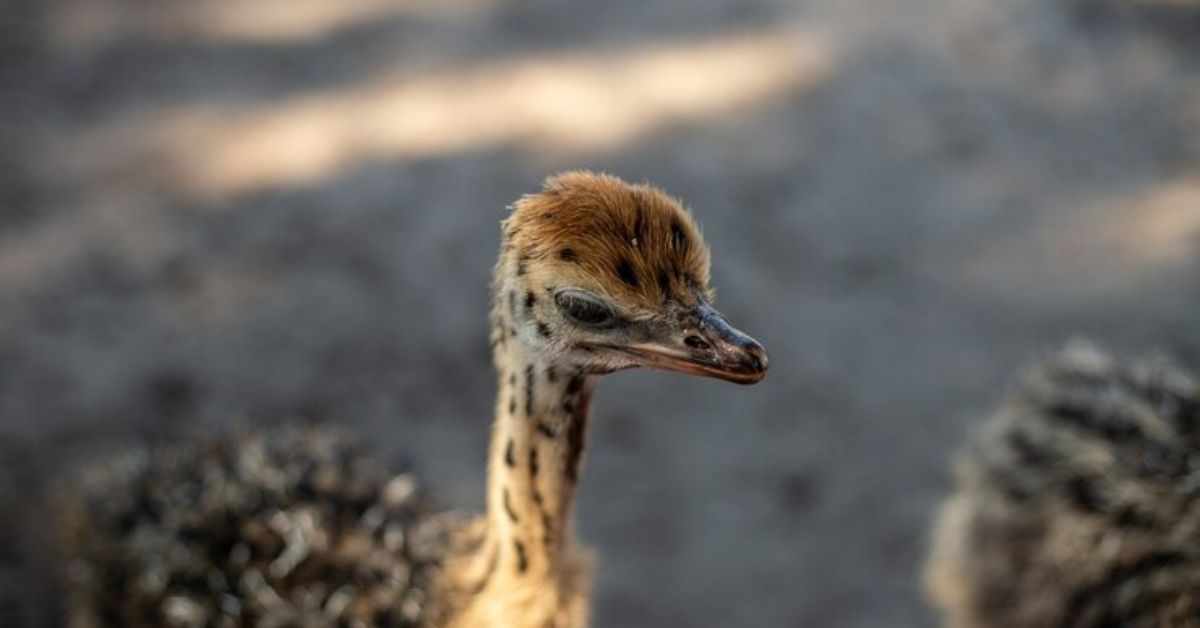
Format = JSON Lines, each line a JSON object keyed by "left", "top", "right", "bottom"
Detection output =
{"left": 502, "top": 171, "right": 711, "bottom": 310}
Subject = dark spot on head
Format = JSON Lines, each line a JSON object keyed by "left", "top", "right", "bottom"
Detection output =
{"left": 616, "top": 258, "right": 639, "bottom": 288}
{"left": 516, "top": 254, "right": 529, "bottom": 276}
{"left": 504, "top": 439, "right": 515, "bottom": 467}
{"left": 545, "top": 366, "right": 557, "bottom": 382}
{"left": 536, "top": 322, "right": 552, "bottom": 338}
{"left": 566, "top": 375, "right": 584, "bottom": 395}
{"left": 529, "top": 446, "right": 540, "bottom": 476}
{"left": 525, "top": 291, "right": 536, "bottom": 311}
{"left": 670, "top": 219, "right": 689, "bottom": 251}
{"left": 559, "top": 248, "right": 577, "bottom": 262}
{"left": 536, "top": 422, "right": 556, "bottom": 438}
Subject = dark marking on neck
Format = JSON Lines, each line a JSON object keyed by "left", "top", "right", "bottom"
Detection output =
{"left": 545, "top": 365, "right": 557, "bottom": 382}
{"left": 525, "top": 364, "right": 535, "bottom": 416}
{"left": 565, "top": 410, "right": 588, "bottom": 484}
{"left": 524, "top": 291, "right": 537, "bottom": 311}
{"left": 516, "top": 254, "right": 530, "bottom": 276}
{"left": 540, "top": 512, "right": 555, "bottom": 550}
{"left": 504, "top": 439, "right": 515, "bottom": 467}
{"left": 566, "top": 374, "right": 584, "bottom": 395}
{"left": 616, "top": 258, "right": 639, "bottom": 288}
{"left": 536, "top": 321, "right": 552, "bottom": 338}
{"left": 536, "top": 421, "right": 557, "bottom": 438}
{"left": 530, "top": 448, "right": 550, "bottom": 538}
{"left": 514, "top": 539, "right": 528, "bottom": 573}
{"left": 509, "top": 396, "right": 517, "bottom": 415}
{"left": 503, "top": 488, "right": 519, "bottom": 523}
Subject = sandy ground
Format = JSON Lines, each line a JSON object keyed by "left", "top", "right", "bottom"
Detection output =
{"left": 2, "top": 0, "right": 1199, "bottom": 626}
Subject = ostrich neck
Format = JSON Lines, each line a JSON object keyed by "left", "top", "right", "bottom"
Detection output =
{"left": 484, "top": 338, "right": 596, "bottom": 576}
{"left": 451, "top": 272, "right": 598, "bottom": 604}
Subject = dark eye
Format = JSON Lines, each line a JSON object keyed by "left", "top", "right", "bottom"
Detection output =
{"left": 555, "top": 291, "right": 615, "bottom": 327}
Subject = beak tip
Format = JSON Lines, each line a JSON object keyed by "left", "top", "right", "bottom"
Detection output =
{"left": 730, "top": 342, "right": 769, "bottom": 385}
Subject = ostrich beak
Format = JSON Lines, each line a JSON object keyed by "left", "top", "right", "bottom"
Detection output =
{"left": 614, "top": 299, "right": 769, "bottom": 385}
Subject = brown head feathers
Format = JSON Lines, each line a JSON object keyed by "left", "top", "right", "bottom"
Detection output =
{"left": 502, "top": 171, "right": 711, "bottom": 312}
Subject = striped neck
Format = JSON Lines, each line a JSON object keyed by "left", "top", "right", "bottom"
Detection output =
{"left": 484, "top": 348, "right": 596, "bottom": 579}
{"left": 453, "top": 265, "right": 599, "bottom": 603}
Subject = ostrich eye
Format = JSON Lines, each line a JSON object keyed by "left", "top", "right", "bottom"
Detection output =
{"left": 555, "top": 291, "right": 615, "bottom": 327}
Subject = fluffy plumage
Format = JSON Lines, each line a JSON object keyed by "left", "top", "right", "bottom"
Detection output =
{"left": 926, "top": 342, "right": 1200, "bottom": 628}
{"left": 61, "top": 427, "right": 457, "bottom": 628}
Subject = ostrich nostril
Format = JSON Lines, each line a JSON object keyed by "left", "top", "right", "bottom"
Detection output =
{"left": 684, "top": 335, "right": 710, "bottom": 351}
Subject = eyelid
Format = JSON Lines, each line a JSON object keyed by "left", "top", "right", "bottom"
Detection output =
{"left": 554, "top": 289, "right": 606, "bottom": 307}
{"left": 554, "top": 289, "right": 621, "bottom": 326}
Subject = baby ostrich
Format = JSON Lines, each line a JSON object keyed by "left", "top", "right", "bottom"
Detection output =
{"left": 925, "top": 342, "right": 1200, "bottom": 628}
{"left": 62, "top": 171, "right": 768, "bottom": 628}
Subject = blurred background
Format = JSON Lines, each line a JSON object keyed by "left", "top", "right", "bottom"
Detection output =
{"left": 1, "top": 0, "right": 1198, "bottom": 626}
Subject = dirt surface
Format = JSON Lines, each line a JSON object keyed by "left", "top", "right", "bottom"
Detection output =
{"left": 1, "top": 1, "right": 1199, "bottom": 626}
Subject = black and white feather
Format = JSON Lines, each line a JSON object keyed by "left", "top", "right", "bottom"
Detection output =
{"left": 61, "top": 427, "right": 456, "bottom": 628}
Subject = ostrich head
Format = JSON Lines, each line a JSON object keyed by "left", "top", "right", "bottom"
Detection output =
{"left": 493, "top": 171, "right": 768, "bottom": 385}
